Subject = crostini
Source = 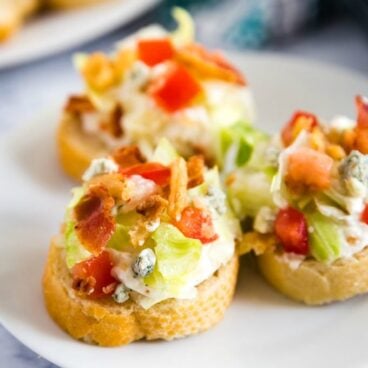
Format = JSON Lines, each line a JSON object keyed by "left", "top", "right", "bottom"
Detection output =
{"left": 227, "top": 96, "right": 368, "bottom": 305}
{"left": 43, "top": 139, "right": 240, "bottom": 345}
{"left": 57, "top": 8, "right": 255, "bottom": 180}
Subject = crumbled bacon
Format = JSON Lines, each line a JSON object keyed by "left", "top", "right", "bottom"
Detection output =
{"left": 176, "top": 44, "right": 246, "bottom": 85}
{"left": 112, "top": 145, "right": 145, "bottom": 168}
{"left": 64, "top": 95, "right": 95, "bottom": 114}
{"left": 168, "top": 157, "right": 188, "bottom": 221}
{"left": 187, "top": 155, "right": 205, "bottom": 188}
{"left": 88, "top": 173, "right": 125, "bottom": 200}
{"left": 72, "top": 275, "right": 96, "bottom": 295}
{"left": 136, "top": 194, "right": 167, "bottom": 218}
{"left": 100, "top": 104, "right": 124, "bottom": 138}
{"left": 74, "top": 185, "right": 115, "bottom": 255}
{"left": 128, "top": 194, "right": 167, "bottom": 247}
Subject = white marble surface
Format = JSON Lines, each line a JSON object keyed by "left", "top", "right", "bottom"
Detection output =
{"left": 0, "top": 12, "right": 367, "bottom": 368}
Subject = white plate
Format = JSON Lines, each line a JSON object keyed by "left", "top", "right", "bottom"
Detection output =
{"left": 1, "top": 53, "right": 368, "bottom": 368}
{"left": 0, "top": 0, "right": 159, "bottom": 69}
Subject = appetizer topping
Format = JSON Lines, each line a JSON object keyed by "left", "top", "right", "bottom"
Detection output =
{"left": 176, "top": 43, "right": 246, "bottom": 85}
{"left": 356, "top": 95, "right": 368, "bottom": 129}
{"left": 120, "top": 162, "right": 171, "bottom": 186}
{"left": 175, "top": 206, "right": 218, "bottom": 244}
{"left": 137, "top": 38, "right": 174, "bottom": 66}
{"left": 112, "top": 145, "right": 145, "bottom": 168}
{"left": 254, "top": 206, "right": 276, "bottom": 234}
{"left": 339, "top": 150, "right": 368, "bottom": 197}
{"left": 100, "top": 104, "right": 124, "bottom": 138}
{"left": 64, "top": 95, "right": 95, "bottom": 114}
{"left": 74, "top": 186, "right": 115, "bottom": 255}
{"left": 82, "top": 158, "right": 119, "bottom": 181}
{"left": 149, "top": 62, "right": 202, "bottom": 112}
{"left": 112, "top": 283, "right": 130, "bottom": 304}
{"left": 274, "top": 207, "right": 309, "bottom": 255}
{"left": 132, "top": 248, "right": 156, "bottom": 277}
{"left": 281, "top": 111, "right": 319, "bottom": 147}
{"left": 285, "top": 147, "right": 333, "bottom": 193}
{"left": 361, "top": 204, "right": 368, "bottom": 225}
{"left": 168, "top": 157, "right": 188, "bottom": 220}
{"left": 72, "top": 250, "right": 116, "bottom": 298}
{"left": 187, "top": 155, "right": 205, "bottom": 188}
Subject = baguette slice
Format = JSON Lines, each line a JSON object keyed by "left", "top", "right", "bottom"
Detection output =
{"left": 258, "top": 247, "right": 368, "bottom": 305}
{"left": 57, "top": 113, "right": 109, "bottom": 181}
{"left": 43, "top": 240, "right": 239, "bottom": 346}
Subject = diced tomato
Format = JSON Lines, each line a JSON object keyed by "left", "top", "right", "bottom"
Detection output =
{"left": 354, "top": 96, "right": 368, "bottom": 154}
{"left": 150, "top": 63, "right": 202, "bottom": 112}
{"left": 356, "top": 95, "right": 368, "bottom": 129}
{"left": 286, "top": 147, "right": 333, "bottom": 192}
{"left": 120, "top": 162, "right": 171, "bottom": 186}
{"left": 281, "top": 111, "right": 319, "bottom": 146}
{"left": 274, "top": 207, "right": 309, "bottom": 255}
{"left": 72, "top": 251, "right": 116, "bottom": 298}
{"left": 361, "top": 204, "right": 368, "bottom": 224}
{"left": 175, "top": 206, "right": 218, "bottom": 244}
{"left": 137, "top": 38, "right": 174, "bottom": 67}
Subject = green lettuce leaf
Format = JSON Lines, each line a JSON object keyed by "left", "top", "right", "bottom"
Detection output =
{"left": 305, "top": 210, "right": 342, "bottom": 263}
{"left": 151, "top": 138, "right": 178, "bottom": 165}
{"left": 144, "top": 223, "right": 201, "bottom": 292}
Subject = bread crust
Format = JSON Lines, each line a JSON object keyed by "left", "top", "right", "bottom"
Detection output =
{"left": 43, "top": 240, "right": 239, "bottom": 346}
{"left": 57, "top": 113, "right": 109, "bottom": 181}
{"left": 45, "top": 0, "right": 108, "bottom": 9}
{"left": 258, "top": 246, "right": 368, "bottom": 305}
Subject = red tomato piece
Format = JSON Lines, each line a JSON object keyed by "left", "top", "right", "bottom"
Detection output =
{"left": 361, "top": 204, "right": 368, "bottom": 224}
{"left": 120, "top": 162, "right": 171, "bottom": 186}
{"left": 72, "top": 251, "right": 116, "bottom": 298}
{"left": 281, "top": 111, "right": 319, "bottom": 146}
{"left": 150, "top": 63, "right": 202, "bottom": 112}
{"left": 286, "top": 147, "right": 333, "bottom": 191}
{"left": 274, "top": 207, "right": 309, "bottom": 255}
{"left": 175, "top": 206, "right": 218, "bottom": 244}
{"left": 137, "top": 38, "right": 174, "bottom": 67}
{"left": 356, "top": 95, "right": 368, "bottom": 130}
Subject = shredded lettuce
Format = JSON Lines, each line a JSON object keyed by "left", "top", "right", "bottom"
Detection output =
{"left": 218, "top": 122, "right": 268, "bottom": 172}
{"left": 144, "top": 224, "right": 201, "bottom": 292}
{"left": 170, "top": 7, "right": 195, "bottom": 47}
{"left": 64, "top": 219, "right": 91, "bottom": 269}
{"left": 305, "top": 210, "right": 342, "bottom": 263}
{"left": 151, "top": 138, "right": 178, "bottom": 165}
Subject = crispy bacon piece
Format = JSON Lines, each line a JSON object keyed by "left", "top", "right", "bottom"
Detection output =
{"left": 136, "top": 194, "right": 168, "bottom": 218}
{"left": 88, "top": 173, "right": 125, "bottom": 199}
{"left": 187, "top": 155, "right": 205, "bottom": 188}
{"left": 100, "top": 104, "right": 124, "bottom": 138}
{"left": 74, "top": 185, "right": 115, "bottom": 255}
{"left": 112, "top": 145, "right": 145, "bottom": 168}
{"left": 168, "top": 157, "right": 188, "bottom": 221}
{"left": 176, "top": 44, "right": 246, "bottom": 86}
{"left": 129, "top": 194, "right": 168, "bottom": 247}
{"left": 64, "top": 95, "right": 95, "bottom": 114}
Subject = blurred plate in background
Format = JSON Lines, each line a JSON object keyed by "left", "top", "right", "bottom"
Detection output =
{"left": 0, "top": 0, "right": 159, "bottom": 69}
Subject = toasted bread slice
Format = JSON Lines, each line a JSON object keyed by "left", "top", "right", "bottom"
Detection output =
{"left": 257, "top": 247, "right": 368, "bottom": 305}
{"left": 57, "top": 113, "right": 109, "bottom": 181}
{"left": 0, "top": 0, "right": 39, "bottom": 42}
{"left": 43, "top": 240, "right": 239, "bottom": 346}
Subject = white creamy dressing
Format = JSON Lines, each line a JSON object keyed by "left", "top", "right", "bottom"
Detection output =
{"left": 82, "top": 158, "right": 119, "bottom": 181}
{"left": 111, "top": 198, "right": 235, "bottom": 309}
